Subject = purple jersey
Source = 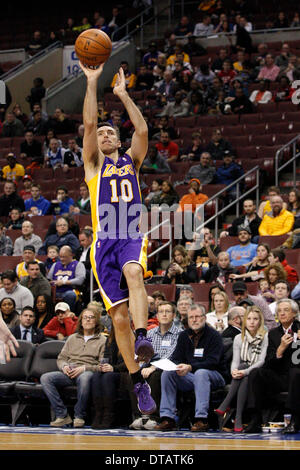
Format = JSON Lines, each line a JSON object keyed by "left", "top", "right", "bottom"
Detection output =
{"left": 52, "top": 260, "right": 78, "bottom": 294}
{"left": 97, "top": 153, "right": 142, "bottom": 239}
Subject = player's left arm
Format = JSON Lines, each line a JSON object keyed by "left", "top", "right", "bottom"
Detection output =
{"left": 113, "top": 68, "right": 148, "bottom": 170}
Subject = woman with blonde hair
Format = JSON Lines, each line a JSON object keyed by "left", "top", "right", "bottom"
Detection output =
{"left": 163, "top": 244, "right": 198, "bottom": 285}
{"left": 206, "top": 291, "right": 230, "bottom": 332}
{"left": 214, "top": 306, "right": 268, "bottom": 432}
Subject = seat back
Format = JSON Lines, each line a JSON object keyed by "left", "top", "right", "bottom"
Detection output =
{"left": 145, "top": 284, "right": 176, "bottom": 302}
{"left": 0, "top": 341, "right": 35, "bottom": 381}
{"left": 28, "top": 341, "right": 65, "bottom": 380}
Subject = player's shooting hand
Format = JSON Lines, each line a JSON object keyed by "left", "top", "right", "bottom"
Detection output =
{"left": 113, "top": 67, "right": 127, "bottom": 97}
{"left": 79, "top": 61, "right": 104, "bottom": 79}
{"left": 0, "top": 316, "right": 19, "bottom": 362}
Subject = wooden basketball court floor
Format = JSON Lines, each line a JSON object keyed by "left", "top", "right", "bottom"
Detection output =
{"left": 0, "top": 426, "right": 299, "bottom": 451}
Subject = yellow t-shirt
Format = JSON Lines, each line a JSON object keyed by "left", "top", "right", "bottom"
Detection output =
{"left": 2, "top": 164, "right": 25, "bottom": 181}
{"left": 111, "top": 72, "right": 137, "bottom": 89}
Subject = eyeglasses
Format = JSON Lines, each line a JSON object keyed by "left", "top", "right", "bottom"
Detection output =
{"left": 82, "top": 315, "right": 96, "bottom": 321}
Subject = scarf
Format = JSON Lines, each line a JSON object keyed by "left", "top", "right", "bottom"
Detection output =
{"left": 240, "top": 330, "right": 263, "bottom": 366}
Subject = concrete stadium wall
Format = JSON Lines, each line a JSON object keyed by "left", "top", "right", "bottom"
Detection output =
{"left": 5, "top": 48, "right": 63, "bottom": 115}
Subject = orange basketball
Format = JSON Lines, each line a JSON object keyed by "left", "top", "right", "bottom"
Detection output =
{"left": 75, "top": 29, "right": 112, "bottom": 67}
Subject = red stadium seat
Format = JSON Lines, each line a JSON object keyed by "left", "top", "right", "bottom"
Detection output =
{"left": 239, "top": 113, "right": 262, "bottom": 124}
{"left": 175, "top": 116, "right": 197, "bottom": 128}
{"left": 250, "top": 134, "right": 275, "bottom": 146}
{"left": 0, "top": 255, "right": 22, "bottom": 271}
{"left": 145, "top": 284, "right": 176, "bottom": 302}
{"left": 5, "top": 230, "right": 22, "bottom": 244}
{"left": 243, "top": 123, "right": 267, "bottom": 135}
{"left": 219, "top": 236, "right": 239, "bottom": 251}
{"left": 285, "top": 249, "right": 300, "bottom": 265}
{"left": 256, "top": 102, "right": 277, "bottom": 113}
{"left": 258, "top": 235, "right": 289, "bottom": 249}
{"left": 190, "top": 282, "right": 215, "bottom": 304}
{"left": 277, "top": 101, "right": 298, "bottom": 113}
{"left": 27, "top": 215, "right": 55, "bottom": 230}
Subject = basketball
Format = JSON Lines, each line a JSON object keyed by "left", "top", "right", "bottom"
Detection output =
{"left": 75, "top": 29, "right": 112, "bottom": 67}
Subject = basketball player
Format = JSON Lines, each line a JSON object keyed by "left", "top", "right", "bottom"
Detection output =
{"left": 79, "top": 61, "right": 156, "bottom": 415}
{"left": 0, "top": 316, "right": 19, "bottom": 361}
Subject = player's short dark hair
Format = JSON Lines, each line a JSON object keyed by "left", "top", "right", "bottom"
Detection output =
{"left": 97, "top": 122, "right": 120, "bottom": 140}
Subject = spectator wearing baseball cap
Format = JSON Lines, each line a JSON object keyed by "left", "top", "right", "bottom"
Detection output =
{"left": 177, "top": 179, "right": 208, "bottom": 214}
{"left": 43, "top": 302, "right": 78, "bottom": 340}
{"left": 227, "top": 225, "right": 258, "bottom": 267}
{"left": 19, "top": 175, "right": 33, "bottom": 201}
{"left": 231, "top": 281, "right": 276, "bottom": 331}
{"left": 16, "top": 244, "right": 46, "bottom": 279}
{"left": 215, "top": 151, "right": 244, "bottom": 203}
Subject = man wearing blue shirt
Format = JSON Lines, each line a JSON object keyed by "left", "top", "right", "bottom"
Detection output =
{"left": 227, "top": 226, "right": 258, "bottom": 267}
{"left": 24, "top": 183, "right": 51, "bottom": 215}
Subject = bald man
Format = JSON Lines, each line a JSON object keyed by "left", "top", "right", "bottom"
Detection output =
{"left": 47, "top": 245, "right": 86, "bottom": 310}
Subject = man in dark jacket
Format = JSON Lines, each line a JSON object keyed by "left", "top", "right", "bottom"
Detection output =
{"left": 155, "top": 303, "right": 228, "bottom": 432}
{"left": 215, "top": 151, "right": 244, "bottom": 202}
{"left": 0, "top": 181, "right": 25, "bottom": 218}
{"left": 244, "top": 298, "right": 300, "bottom": 433}
{"left": 10, "top": 306, "right": 46, "bottom": 344}
{"left": 205, "top": 129, "right": 233, "bottom": 161}
{"left": 38, "top": 217, "right": 80, "bottom": 255}
{"left": 220, "top": 199, "right": 261, "bottom": 243}
{"left": 221, "top": 306, "right": 244, "bottom": 340}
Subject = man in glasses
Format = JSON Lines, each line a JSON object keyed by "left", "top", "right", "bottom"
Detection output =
{"left": 41, "top": 308, "right": 106, "bottom": 428}
{"left": 155, "top": 303, "right": 228, "bottom": 432}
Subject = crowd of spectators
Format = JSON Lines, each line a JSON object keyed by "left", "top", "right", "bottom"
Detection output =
{"left": 1, "top": 1, "right": 300, "bottom": 434}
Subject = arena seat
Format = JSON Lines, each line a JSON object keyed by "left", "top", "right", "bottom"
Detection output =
{"left": 175, "top": 116, "right": 197, "bottom": 128}
{"left": 285, "top": 249, "right": 300, "bottom": 265}
{"left": 250, "top": 134, "right": 275, "bottom": 146}
{"left": 219, "top": 236, "right": 240, "bottom": 251}
{"left": 190, "top": 282, "right": 215, "bottom": 305}
{"left": 0, "top": 255, "right": 22, "bottom": 271}
{"left": 258, "top": 235, "right": 289, "bottom": 249}
{"left": 145, "top": 284, "right": 176, "bottom": 301}
{"left": 5, "top": 231, "right": 22, "bottom": 244}
{"left": 27, "top": 215, "right": 55, "bottom": 230}
{"left": 256, "top": 102, "right": 277, "bottom": 113}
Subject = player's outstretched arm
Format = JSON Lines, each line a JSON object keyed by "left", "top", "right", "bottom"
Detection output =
{"left": 80, "top": 62, "right": 105, "bottom": 179}
{"left": 0, "top": 315, "right": 19, "bottom": 362}
{"left": 113, "top": 67, "right": 148, "bottom": 169}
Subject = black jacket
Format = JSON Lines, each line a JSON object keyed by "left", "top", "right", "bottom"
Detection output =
{"left": 263, "top": 320, "right": 300, "bottom": 375}
{"left": 228, "top": 214, "right": 262, "bottom": 238}
{"left": 0, "top": 192, "right": 25, "bottom": 218}
{"left": 203, "top": 264, "right": 239, "bottom": 283}
{"left": 171, "top": 324, "right": 228, "bottom": 379}
{"left": 222, "top": 325, "right": 241, "bottom": 341}
{"left": 163, "top": 262, "right": 198, "bottom": 284}
{"left": 10, "top": 325, "right": 46, "bottom": 344}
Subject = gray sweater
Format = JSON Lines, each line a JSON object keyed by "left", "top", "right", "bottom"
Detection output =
{"left": 231, "top": 333, "right": 268, "bottom": 376}
{"left": 13, "top": 234, "right": 43, "bottom": 256}
{"left": 0, "top": 283, "right": 34, "bottom": 313}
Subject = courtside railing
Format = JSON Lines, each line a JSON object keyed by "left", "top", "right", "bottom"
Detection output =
{"left": 275, "top": 135, "right": 300, "bottom": 187}
{"left": 194, "top": 166, "right": 260, "bottom": 239}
